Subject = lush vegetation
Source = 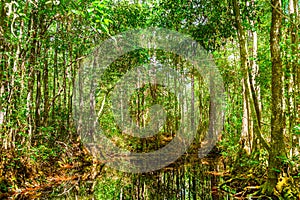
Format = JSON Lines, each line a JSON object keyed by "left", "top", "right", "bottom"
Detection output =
{"left": 0, "top": 0, "right": 299, "bottom": 199}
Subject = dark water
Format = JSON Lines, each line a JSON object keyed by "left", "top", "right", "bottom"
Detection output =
{"left": 48, "top": 155, "right": 230, "bottom": 200}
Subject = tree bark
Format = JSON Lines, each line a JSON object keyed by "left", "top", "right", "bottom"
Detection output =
{"left": 289, "top": 0, "right": 300, "bottom": 159}
{"left": 263, "top": 0, "right": 286, "bottom": 195}
{"left": 233, "top": 0, "right": 271, "bottom": 156}
{"left": 233, "top": 0, "right": 257, "bottom": 155}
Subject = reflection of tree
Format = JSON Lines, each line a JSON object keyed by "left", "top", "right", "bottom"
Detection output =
{"left": 95, "top": 157, "right": 225, "bottom": 199}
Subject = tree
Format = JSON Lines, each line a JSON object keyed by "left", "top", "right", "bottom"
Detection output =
{"left": 263, "top": 0, "right": 286, "bottom": 195}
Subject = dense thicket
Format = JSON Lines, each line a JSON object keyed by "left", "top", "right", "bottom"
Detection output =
{"left": 0, "top": 0, "right": 299, "bottom": 199}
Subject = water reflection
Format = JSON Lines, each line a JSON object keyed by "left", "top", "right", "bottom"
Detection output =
{"left": 50, "top": 156, "right": 229, "bottom": 200}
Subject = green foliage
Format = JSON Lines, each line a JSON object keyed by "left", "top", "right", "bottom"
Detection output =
{"left": 0, "top": 0, "right": 299, "bottom": 198}
{"left": 94, "top": 174, "right": 125, "bottom": 199}
{"left": 293, "top": 124, "right": 300, "bottom": 135}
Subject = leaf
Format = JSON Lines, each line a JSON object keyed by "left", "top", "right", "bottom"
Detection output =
{"left": 271, "top": 168, "right": 281, "bottom": 173}
{"left": 101, "top": 23, "right": 109, "bottom": 34}
{"left": 293, "top": 125, "right": 300, "bottom": 135}
{"left": 87, "top": 8, "right": 94, "bottom": 13}
{"left": 103, "top": 18, "right": 111, "bottom": 26}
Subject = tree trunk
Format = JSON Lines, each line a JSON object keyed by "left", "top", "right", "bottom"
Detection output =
{"left": 233, "top": 0, "right": 270, "bottom": 156}
{"left": 263, "top": 0, "right": 286, "bottom": 195}
{"left": 233, "top": 0, "right": 253, "bottom": 155}
{"left": 289, "top": 0, "right": 300, "bottom": 160}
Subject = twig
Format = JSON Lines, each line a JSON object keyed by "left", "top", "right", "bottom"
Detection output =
{"left": 48, "top": 87, "right": 64, "bottom": 110}
{"left": 57, "top": 178, "right": 80, "bottom": 196}
{"left": 269, "top": 1, "right": 299, "bottom": 26}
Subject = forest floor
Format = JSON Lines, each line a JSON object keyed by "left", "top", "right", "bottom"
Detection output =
{"left": 1, "top": 143, "right": 300, "bottom": 199}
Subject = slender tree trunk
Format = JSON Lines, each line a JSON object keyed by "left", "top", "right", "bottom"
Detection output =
{"left": 241, "top": 80, "right": 252, "bottom": 154}
{"left": 263, "top": 0, "right": 286, "bottom": 195}
{"left": 249, "top": 10, "right": 262, "bottom": 155}
{"left": 233, "top": 0, "right": 253, "bottom": 155}
{"left": 35, "top": 59, "right": 41, "bottom": 134}
{"left": 26, "top": 8, "right": 38, "bottom": 148}
{"left": 43, "top": 49, "right": 49, "bottom": 127}
{"left": 289, "top": 0, "right": 300, "bottom": 159}
{"left": 0, "top": 0, "right": 5, "bottom": 133}
{"left": 233, "top": 0, "right": 270, "bottom": 155}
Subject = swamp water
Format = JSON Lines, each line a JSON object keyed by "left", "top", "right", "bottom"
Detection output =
{"left": 48, "top": 155, "right": 231, "bottom": 200}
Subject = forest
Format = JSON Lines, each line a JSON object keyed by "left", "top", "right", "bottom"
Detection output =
{"left": 0, "top": 0, "right": 300, "bottom": 199}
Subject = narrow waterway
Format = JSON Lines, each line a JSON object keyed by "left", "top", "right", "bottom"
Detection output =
{"left": 47, "top": 153, "right": 230, "bottom": 200}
